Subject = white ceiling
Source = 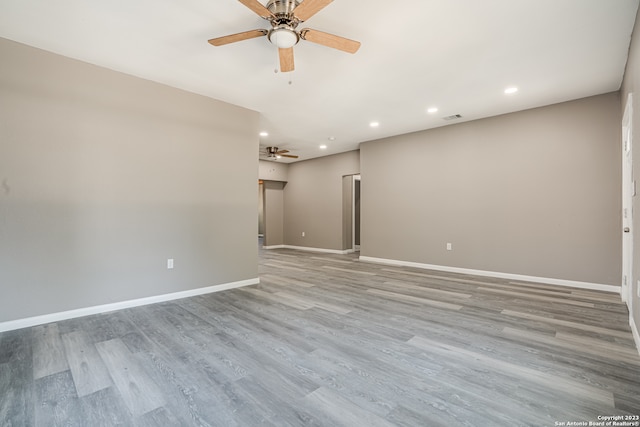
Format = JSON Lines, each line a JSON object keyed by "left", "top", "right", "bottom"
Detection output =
{"left": 1, "top": 0, "right": 638, "bottom": 163}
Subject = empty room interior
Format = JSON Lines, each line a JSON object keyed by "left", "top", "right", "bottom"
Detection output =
{"left": 2, "top": 0, "right": 640, "bottom": 425}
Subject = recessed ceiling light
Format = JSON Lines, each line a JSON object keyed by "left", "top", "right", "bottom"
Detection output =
{"left": 370, "top": 121, "right": 380, "bottom": 128}
{"left": 328, "top": 136, "right": 336, "bottom": 141}
{"left": 427, "top": 107, "right": 438, "bottom": 114}
{"left": 504, "top": 87, "right": 518, "bottom": 95}
{"left": 319, "top": 145, "right": 328, "bottom": 150}
{"left": 259, "top": 131, "right": 269, "bottom": 137}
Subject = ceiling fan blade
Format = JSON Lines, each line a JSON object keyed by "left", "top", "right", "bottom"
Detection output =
{"left": 279, "top": 47, "right": 295, "bottom": 72}
{"left": 280, "top": 154, "right": 299, "bottom": 158}
{"left": 276, "top": 150, "right": 290, "bottom": 154}
{"left": 238, "top": 0, "right": 275, "bottom": 19}
{"left": 208, "top": 29, "right": 267, "bottom": 46}
{"left": 293, "top": 0, "right": 333, "bottom": 22}
{"left": 300, "top": 28, "right": 360, "bottom": 53}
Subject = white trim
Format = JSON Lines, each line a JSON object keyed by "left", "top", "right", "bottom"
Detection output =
{"left": 265, "top": 245, "right": 353, "bottom": 255}
{"left": 284, "top": 245, "right": 353, "bottom": 255}
{"left": 622, "top": 92, "right": 634, "bottom": 308}
{"left": 358, "top": 256, "right": 620, "bottom": 293}
{"left": 631, "top": 313, "right": 640, "bottom": 357}
{"left": 0, "top": 278, "right": 259, "bottom": 333}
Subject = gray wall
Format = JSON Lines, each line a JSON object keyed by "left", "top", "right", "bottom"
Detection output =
{"left": 259, "top": 160, "right": 289, "bottom": 182}
{"left": 0, "top": 38, "right": 259, "bottom": 323}
{"left": 360, "top": 93, "right": 621, "bottom": 286}
{"left": 621, "top": 7, "right": 640, "bottom": 339}
{"left": 284, "top": 151, "right": 360, "bottom": 250}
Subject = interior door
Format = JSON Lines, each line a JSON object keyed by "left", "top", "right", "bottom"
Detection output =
{"left": 622, "top": 93, "right": 634, "bottom": 307}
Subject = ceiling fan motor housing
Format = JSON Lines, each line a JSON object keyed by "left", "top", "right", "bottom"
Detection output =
{"left": 266, "top": 0, "right": 300, "bottom": 17}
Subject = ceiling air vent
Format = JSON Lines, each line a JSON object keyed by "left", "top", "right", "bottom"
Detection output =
{"left": 442, "top": 114, "right": 463, "bottom": 121}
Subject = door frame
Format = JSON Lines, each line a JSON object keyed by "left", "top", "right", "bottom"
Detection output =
{"left": 352, "top": 174, "right": 361, "bottom": 251}
{"left": 622, "top": 93, "right": 634, "bottom": 308}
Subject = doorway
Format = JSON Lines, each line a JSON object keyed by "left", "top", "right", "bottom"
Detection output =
{"left": 342, "top": 174, "right": 361, "bottom": 252}
{"left": 261, "top": 180, "right": 286, "bottom": 248}
{"left": 622, "top": 93, "right": 634, "bottom": 308}
{"left": 353, "top": 175, "right": 361, "bottom": 251}
{"left": 258, "top": 180, "right": 264, "bottom": 237}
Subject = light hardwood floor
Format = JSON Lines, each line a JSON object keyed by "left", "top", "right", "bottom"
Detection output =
{"left": 1, "top": 245, "right": 639, "bottom": 426}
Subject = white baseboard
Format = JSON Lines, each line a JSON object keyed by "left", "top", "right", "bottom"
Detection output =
{"left": 0, "top": 278, "right": 259, "bottom": 333}
{"left": 358, "top": 256, "right": 620, "bottom": 294}
{"left": 631, "top": 313, "right": 640, "bottom": 357}
{"left": 265, "top": 245, "right": 353, "bottom": 255}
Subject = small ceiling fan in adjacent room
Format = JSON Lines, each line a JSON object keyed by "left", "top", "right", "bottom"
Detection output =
{"left": 261, "top": 146, "right": 299, "bottom": 160}
{"left": 208, "top": 0, "right": 361, "bottom": 72}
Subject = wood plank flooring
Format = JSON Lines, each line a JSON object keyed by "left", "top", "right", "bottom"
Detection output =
{"left": 1, "top": 245, "right": 639, "bottom": 426}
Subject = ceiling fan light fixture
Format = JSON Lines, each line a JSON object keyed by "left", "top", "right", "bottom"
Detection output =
{"left": 268, "top": 26, "right": 299, "bottom": 48}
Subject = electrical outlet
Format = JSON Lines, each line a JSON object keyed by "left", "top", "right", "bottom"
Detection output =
{"left": 446, "top": 243, "right": 452, "bottom": 251}
{"left": 302, "top": 231, "right": 305, "bottom": 237}
{"left": 167, "top": 258, "right": 174, "bottom": 269}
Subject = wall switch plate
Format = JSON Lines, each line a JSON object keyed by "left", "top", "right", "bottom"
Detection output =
{"left": 167, "top": 259, "right": 174, "bottom": 269}
{"left": 302, "top": 231, "right": 305, "bottom": 237}
{"left": 446, "top": 243, "right": 452, "bottom": 251}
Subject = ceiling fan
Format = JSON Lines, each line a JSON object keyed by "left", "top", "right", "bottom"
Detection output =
{"left": 262, "top": 146, "right": 299, "bottom": 159}
{"left": 208, "top": 0, "right": 361, "bottom": 72}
